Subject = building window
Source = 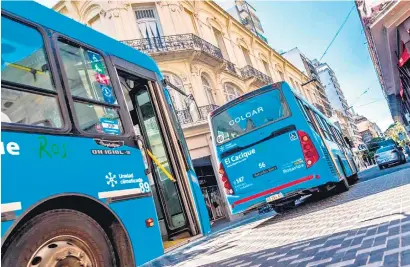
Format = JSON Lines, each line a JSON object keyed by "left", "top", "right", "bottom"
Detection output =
{"left": 213, "top": 28, "right": 229, "bottom": 60}
{"left": 201, "top": 74, "right": 215, "bottom": 105}
{"left": 134, "top": 7, "right": 162, "bottom": 38}
{"left": 183, "top": 8, "right": 198, "bottom": 34}
{"left": 289, "top": 77, "right": 296, "bottom": 89}
{"left": 278, "top": 70, "right": 285, "bottom": 81}
{"left": 262, "top": 60, "right": 271, "bottom": 77}
{"left": 224, "top": 83, "right": 242, "bottom": 102}
{"left": 241, "top": 47, "right": 252, "bottom": 66}
{"left": 163, "top": 73, "right": 186, "bottom": 110}
{"left": 87, "top": 14, "right": 103, "bottom": 32}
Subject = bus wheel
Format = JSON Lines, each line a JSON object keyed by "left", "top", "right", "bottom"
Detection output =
{"left": 335, "top": 177, "right": 350, "bottom": 193}
{"left": 2, "top": 209, "right": 116, "bottom": 267}
{"left": 347, "top": 173, "right": 359, "bottom": 185}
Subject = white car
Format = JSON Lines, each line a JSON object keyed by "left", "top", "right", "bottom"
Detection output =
{"left": 375, "top": 145, "right": 407, "bottom": 170}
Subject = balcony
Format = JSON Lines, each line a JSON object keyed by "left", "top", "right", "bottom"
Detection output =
{"left": 122, "top": 34, "right": 224, "bottom": 67}
{"left": 314, "top": 103, "right": 326, "bottom": 114}
{"left": 175, "top": 104, "right": 219, "bottom": 126}
{"left": 240, "top": 65, "right": 272, "bottom": 87}
{"left": 224, "top": 60, "right": 240, "bottom": 77}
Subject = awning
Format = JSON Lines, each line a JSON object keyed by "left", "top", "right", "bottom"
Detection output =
{"left": 192, "top": 156, "right": 212, "bottom": 167}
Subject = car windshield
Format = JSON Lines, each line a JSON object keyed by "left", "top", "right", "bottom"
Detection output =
{"left": 376, "top": 145, "right": 395, "bottom": 153}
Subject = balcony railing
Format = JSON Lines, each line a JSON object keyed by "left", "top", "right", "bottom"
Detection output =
{"left": 122, "top": 34, "right": 223, "bottom": 61}
{"left": 240, "top": 65, "right": 272, "bottom": 84}
{"left": 224, "top": 60, "right": 239, "bottom": 76}
{"left": 175, "top": 104, "right": 219, "bottom": 125}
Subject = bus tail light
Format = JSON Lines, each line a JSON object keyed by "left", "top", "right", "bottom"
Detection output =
{"left": 298, "top": 130, "right": 319, "bottom": 168}
{"left": 219, "top": 163, "right": 234, "bottom": 195}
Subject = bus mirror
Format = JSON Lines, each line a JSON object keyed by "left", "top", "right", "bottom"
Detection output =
{"left": 134, "top": 135, "right": 152, "bottom": 175}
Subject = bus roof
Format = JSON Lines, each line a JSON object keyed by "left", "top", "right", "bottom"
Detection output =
{"left": 2, "top": 1, "right": 162, "bottom": 78}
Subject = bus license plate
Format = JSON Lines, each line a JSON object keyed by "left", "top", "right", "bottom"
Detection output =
{"left": 266, "top": 193, "right": 284, "bottom": 203}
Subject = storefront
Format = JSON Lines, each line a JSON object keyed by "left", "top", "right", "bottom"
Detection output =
{"left": 193, "top": 156, "right": 227, "bottom": 222}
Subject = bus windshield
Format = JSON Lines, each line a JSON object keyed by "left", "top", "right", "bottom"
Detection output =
{"left": 211, "top": 88, "right": 290, "bottom": 144}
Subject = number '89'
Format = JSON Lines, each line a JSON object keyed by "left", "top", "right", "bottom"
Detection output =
{"left": 139, "top": 182, "right": 151, "bottom": 193}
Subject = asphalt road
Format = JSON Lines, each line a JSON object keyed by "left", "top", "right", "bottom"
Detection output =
{"left": 358, "top": 160, "right": 410, "bottom": 183}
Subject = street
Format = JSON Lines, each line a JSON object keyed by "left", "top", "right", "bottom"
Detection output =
{"left": 147, "top": 165, "right": 410, "bottom": 267}
{"left": 359, "top": 161, "right": 410, "bottom": 183}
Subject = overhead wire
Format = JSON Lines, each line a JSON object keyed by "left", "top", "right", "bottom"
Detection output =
{"left": 319, "top": 5, "right": 356, "bottom": 61}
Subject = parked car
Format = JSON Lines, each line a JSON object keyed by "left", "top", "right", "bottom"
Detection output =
{"left": 375, "top": 145, "right": 406, "bottom": 170}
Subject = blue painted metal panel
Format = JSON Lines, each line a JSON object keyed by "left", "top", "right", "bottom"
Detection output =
{"left": 211, "top": 82, "right": 340, "bottom": 214}
{"left": 110, "top": 198, "right": 163, "bottom": 266}
{"left": 1, "top": 3, "right": 211, "bottom": 266}
{"left": 1, "top": 131, "right": 162, "bottom": 265}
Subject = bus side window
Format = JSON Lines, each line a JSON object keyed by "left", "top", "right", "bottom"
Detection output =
{"left": 330, "top": 126, "right": 343, "bottom": 147}
{"left": 322, "top": 119, "right": 337, "bottom": 143}
{"left": 296, "top": 99, "right": 318, "bottom": 133}
{"left": 57, "top": 40, "right": 124, "bottom": 135}
{"left": 1, "top": 16, "right": 63, "bottom": 128}
{"left": 333, "top": 127, "right": 348, "bottom": 148}
{"left": 314, "top": 113, "right": 332, "bottom": 141}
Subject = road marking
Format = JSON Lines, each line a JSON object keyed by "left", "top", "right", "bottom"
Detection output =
{"left": 98, "top": 188, "right": 142, "bottom": 199}
{"left": 1, "top": 202, "right": 22, "bottom": 213}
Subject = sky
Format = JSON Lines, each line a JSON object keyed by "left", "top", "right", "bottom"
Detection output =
{"left": 35, "top": 0, "right": 393, "bottom": 131}
{"left": 217, "top": 0, "right": 393, "bottom": 131}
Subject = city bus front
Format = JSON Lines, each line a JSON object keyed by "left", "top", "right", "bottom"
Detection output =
{"left": 209, "top": 82, "right": 336, "bottom": 215}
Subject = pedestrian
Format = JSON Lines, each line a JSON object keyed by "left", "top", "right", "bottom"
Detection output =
{"left": 205, "top": 198, "right": 214, "bottom": 225}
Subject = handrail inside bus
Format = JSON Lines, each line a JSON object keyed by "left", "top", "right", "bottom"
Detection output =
{"left": 4, "top": 62, "right": 45, "bottom": 75}
{"left": 146, "top": 149, "right": 176, "bottom": 182}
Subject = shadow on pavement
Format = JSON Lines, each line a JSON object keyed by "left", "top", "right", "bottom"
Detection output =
{"left": 197, "top": 214, "right": 410, "bottom": 267}
{"left": 256, "top": 170, "right": 410, "bottom": 229}
{"left": 145, "top": 170, "right": 410, "bottom": 267}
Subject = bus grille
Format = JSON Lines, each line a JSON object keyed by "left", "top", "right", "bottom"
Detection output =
{"left": 322, "top": 149, "right": 337, "bottom": 176}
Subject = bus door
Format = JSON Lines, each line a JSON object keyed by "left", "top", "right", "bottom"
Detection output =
{"left": 115, "top": 69, "right": 190, "bottom": 243}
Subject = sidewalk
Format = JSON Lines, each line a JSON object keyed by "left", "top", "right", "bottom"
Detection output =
{"left": 145, "top": 168, "right": 410, "bottom": 267}
{"left": 360, "top": 164, "right": 377, "bottom": 171}
{"left": 143, "top": 210, "right": 276, "bottom": 267}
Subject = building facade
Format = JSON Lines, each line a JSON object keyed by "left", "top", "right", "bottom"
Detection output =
{"left": 355, "top": 115, "right": 384, "bottom": 143}
{"left": 356, "top": 0, "right": 410, "bottom": 132}
{"left": 54, "top": 0, "right": 329, "bottom": 220}
{"left": 314, "top": 61, "right": 363, "bottom": 148}
{"left": 282, "top": 48, "right": 333, "bottom": 117}
{"left": 226, "top": 0, "right": 268, "bottom": 43}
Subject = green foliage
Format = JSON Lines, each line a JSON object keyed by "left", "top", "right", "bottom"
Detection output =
{"left": 384, "top": 122, "right": 408, "bottom": 147}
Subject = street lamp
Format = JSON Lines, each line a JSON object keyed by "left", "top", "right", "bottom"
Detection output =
{"left": 301, "top": 77, "right": 318, "bottom": 87}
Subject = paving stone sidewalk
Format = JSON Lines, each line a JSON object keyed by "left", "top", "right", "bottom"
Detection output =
{"left": 145, "top": 169, "right": 410, "bottom": 267}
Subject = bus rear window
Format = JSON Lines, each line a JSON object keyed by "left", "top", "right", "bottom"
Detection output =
{"left": 211, "top": 89, "right": 290, "bottom": 144}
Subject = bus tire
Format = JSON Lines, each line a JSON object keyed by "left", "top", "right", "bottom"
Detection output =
{"left": 348, "top": 173, "right": 359, "bottom": 185}
{"left": 2, "top": 209, "right": 116, "bottom": 267}
{"left": 335, "top": 177, "right": 350, "bottom": 193}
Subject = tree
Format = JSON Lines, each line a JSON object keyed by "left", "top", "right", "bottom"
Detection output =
{"left": 384, "top": 122, "right": 408, "bottom": 147}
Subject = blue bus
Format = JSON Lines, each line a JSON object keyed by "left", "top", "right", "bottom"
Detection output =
{"left": 1, "top": 2, "right": 210, "bottom": 266}
{"left": 209, "top": 82, "right": 358, "bottom": 215}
